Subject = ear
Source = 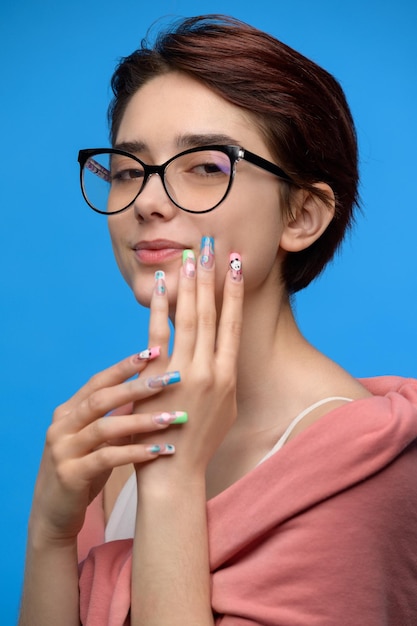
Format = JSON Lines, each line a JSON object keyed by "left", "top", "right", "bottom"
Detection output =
{"left": 279, "top": 183, "right": 335, "bottom": 252}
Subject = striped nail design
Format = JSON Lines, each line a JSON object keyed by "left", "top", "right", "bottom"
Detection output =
{"left": 200, "top": 236, "right": 214, "bottom": 269}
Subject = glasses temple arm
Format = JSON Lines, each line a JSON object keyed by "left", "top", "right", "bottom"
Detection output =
{"left": 241, "top": 148, "right": 293, "bottom": 182}
{"left": 84, "top": 157, "right": 111, "bottom": 182}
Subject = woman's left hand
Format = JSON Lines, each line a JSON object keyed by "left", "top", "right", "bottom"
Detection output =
{"left": 132, "top": 242, "right": 244, "bottom": 481}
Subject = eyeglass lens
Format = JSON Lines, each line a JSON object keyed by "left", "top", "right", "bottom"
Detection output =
{"left": 82, "top": 149, "right": 233, "bottom": 214}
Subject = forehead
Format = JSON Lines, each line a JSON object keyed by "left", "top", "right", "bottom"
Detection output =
{"left": 115, "top": 71, "right": 268, "bottom": 157}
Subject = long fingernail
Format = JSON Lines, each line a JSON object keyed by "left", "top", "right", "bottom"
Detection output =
{"left": 146, "top": 443, "right": 175, "bottom": 455}
{"left": 153, "top": 411, "right": 188, "bottom": 425}
{"left": 229, "top": 252, "right": 242, "bottom": 282}
{"left": 146, "top": 371, "right": 181, "bottom": 388}
{"left": 159, "top": 444, "right": 176, "bottom": 455}
{"left": 200, "top": 236, "right": 214, "bottom": 269}
{"left": 135, "top": 346, "right": 161, "bottom": 361}
{"left": 154, "top": 270, "right": 166, "bottom": 295}
{"left": 182, "top": 249, "right": 196, "bottom": 278}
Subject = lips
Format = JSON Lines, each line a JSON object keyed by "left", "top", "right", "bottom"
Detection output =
{"left": 132, "top": 239, "right": 187, "bottom": 264}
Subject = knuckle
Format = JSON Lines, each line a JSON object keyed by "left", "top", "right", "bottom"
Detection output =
{"left": 197, "top": 310, "right": 216, "bottom": 328}
{"left": 46, "top": 431, "right": 66, "bottom": 469}
{"left": 87, "top": 371, "right": 102, "bottom": 391}
{"left": 54, "top": 460, "right": 71, "bottom": 488}
{"left": 95, "top": 446, "right": 113, "bottom": 468}
{"left": 191, "top": 366, "right": 214, "bottom": 389}
{"left": 223, "top": 374, "right": 237, "bottom": 394}
{"left": 149, "top": 325, "right": 170, "bottom": 344}
{"left": 176, "top": 314, "right": 196, "bottom": 333}
{"left": 86, "top": 391, "right": 106, "bottom": 415}
{"left": 226, "top": 319, "right": 243, "bottom": 338}
{"left": 52, "top": 402, "right": 70, "bottom": 422}
{"left": 90, "top": 417, "right": 107, "bottom": 440}
{"left": 45, "top": 423, "right": 58, "bottom": 449}
{"left": 216, "top": 367, "right": 237, "bottom": 392}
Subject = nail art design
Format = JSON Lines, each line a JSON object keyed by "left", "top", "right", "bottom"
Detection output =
{"left": 159, "top": 444, "right": 176, "bottom": 455}
{"left": 147, "top": 445, "right": 161, "bottom": 454}
{"left": 229, "top": 253, "right": 242, "bottom": 281}
{"left": 200, "top": 236, "right": 214, "bottom": 269}
{"left": 146, "top": 371, "right": 181, "bottom": 388}
{"left": 136, "top": 346, "right": 161, "bottom": 361}
{"left": 154, "top": 270, "right": 166, "bottom": 295}
{"left": 154, "top": 411, "right": 188, "bottom": 425}
{"left": 182, "top": 249, "right": 196, "bottom": 278}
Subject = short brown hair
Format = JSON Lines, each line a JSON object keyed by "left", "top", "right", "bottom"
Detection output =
{"left": 108, "top": 15, "right": 360, "bottom": 293}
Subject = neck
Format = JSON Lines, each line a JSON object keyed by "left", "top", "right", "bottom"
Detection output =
{"left": 233, "top": 284, "right": 337, "bottom": 432}
{"left": 236, "top": 290, "right": 299, "bottom": 404}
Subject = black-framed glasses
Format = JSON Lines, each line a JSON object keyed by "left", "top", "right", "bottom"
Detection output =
{"left": 77, "top": 144, "right": 293, "bottom": 215}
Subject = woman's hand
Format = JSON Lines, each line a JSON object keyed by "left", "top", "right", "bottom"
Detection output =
{"left": 29, "top": 351, "right": 182, "bottom": 544}
{"left": 129, "top": 240, "right": 243, "bottom": 626}
{"left": 133, "top": 239, "right": 244, "bottom": 482}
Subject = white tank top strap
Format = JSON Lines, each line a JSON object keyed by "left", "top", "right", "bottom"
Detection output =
{"left": 257, "top": 396, "right": 353, "bottom": 466}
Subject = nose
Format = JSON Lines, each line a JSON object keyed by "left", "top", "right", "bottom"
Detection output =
{"left": 133, "top": 173, "right": 178, "bottom": 223}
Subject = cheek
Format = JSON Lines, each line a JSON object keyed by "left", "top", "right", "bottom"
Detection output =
{"left": 107, "top": 220, "right": 134, "bottom": 286}
{"left": 238, "top": 222, "right": 283, "bottom": 291}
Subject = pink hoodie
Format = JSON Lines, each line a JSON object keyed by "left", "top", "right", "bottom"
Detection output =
{"left": 78, "top": 377, "right": 417, "bottom": 625}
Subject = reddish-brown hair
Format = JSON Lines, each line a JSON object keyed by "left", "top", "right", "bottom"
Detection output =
{"left": 108, "top": 15, "right": 359, "bottom": 293}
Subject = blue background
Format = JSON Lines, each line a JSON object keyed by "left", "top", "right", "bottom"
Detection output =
{"left": 1, "top": 0, "right": 416, "bottom": 621}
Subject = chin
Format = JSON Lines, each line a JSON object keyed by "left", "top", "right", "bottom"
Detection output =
{"left": 131, "top": 273, "right": 179, "bottom": 309}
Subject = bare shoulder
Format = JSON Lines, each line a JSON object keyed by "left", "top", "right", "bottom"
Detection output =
{"left": 285, "top": 361, "right": 373, "bottom": 444}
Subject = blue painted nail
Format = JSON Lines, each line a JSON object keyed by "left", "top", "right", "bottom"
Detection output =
{"left": 146, "top": 371, "right": 181, "bottom": 389}
{"left": 200, "top": 236, "right": 214, "bottom": 269}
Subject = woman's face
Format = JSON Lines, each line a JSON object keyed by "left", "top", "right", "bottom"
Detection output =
{"left": 108, "top": 71, "right": 286, "bottom": 309}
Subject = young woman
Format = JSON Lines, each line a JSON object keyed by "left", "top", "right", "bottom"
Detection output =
{"left": 19, "top": 15, "right": 417, "bottom": 626}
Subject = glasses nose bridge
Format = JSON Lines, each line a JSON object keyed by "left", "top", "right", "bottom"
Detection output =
{"left": 134, "top": 160, "right": 175, "bottom": 211}
{"left": 141, "top": 162, "right": 168, "bottom": 192}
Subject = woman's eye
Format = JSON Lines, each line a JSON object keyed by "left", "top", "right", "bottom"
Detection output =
{"left": 112, "top": 169, "right": 144, "bottom": 181}
{"left": 191, "top": 161, "right": 228, "bottom": 176}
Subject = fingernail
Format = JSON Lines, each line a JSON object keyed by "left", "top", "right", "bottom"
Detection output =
{"left": 200, "top": 236, "right": 214, "bottom": 269}
{"left": 159, "top": 444, "right": 176, "bottom": 455}
{"left": 153, "top": 411, "right": 188, "bottom": 425}
{"left": 146, "top": 371, "right": 181, "bottom": 388}
{"left": 136, "top": 346, "right": 161, "bottom": 361}
{"left": 229, "top": 253, "right": 242, "bottom": 282}
{"left": 154, "top": 270, "right": 166, "bottom": 295}
{"left": 182, "top": 249, "right": 196, "bottom": 278}
{"left": 147, "top": 444, "right": 161, "bottom": 454}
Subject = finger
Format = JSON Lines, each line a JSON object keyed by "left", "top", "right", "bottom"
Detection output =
{"left": 109, "top": 402, "right": 133, "bottom": 417}
{"left": 52, "top": 370, "right": 181, "bottom": 434}
{"left": 147, "top": 270, "right": 171, "bottom": 358}
{"left": 66, "top": 441, "right": 176, "bottom": 483}
{"left": 194, "top": 236, "right": 217, "bottom": 359}
{"left": 66, "top": 410, "right": 188, "bottom": 456}
{"left": 215, "top": 252, "right": 244, "bottom": 367}
{"left": 172, "top": 250, "right": 197, "bottom": 360}
{"left": 57, "top": 348, "right": 161, "bottom": 417}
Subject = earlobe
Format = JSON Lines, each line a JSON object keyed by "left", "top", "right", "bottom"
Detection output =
{"left": 279, "top": 183, "right": 335, "bottom": 252}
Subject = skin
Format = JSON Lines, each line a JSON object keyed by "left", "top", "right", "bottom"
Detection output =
{"left": 18, "top": 71, "right": 371, "bottom": 626}
{"left": 108, "top": 72, "right": 285, "bottom": 313}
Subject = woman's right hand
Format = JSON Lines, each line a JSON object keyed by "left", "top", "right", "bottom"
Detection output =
{"left": 29, "top": 352, "right": 181, "bottom": 544}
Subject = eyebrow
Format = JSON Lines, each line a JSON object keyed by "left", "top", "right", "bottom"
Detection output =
{"left": 176, "top": 133, "right": 241, "bottom": 149}
{"left": 114, "top": 133, "right": 241, "bottom": 155}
